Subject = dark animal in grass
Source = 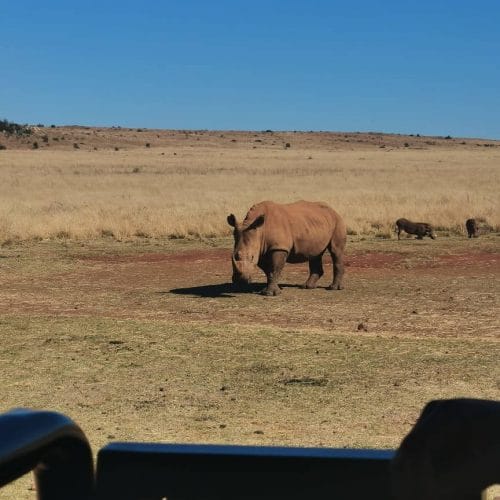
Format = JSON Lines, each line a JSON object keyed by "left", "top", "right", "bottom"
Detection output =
{"left": 465, "top": 218, "right": 479, "bottom": 238}
{"left": 395, "top": 218, "right": 436, "bottom": 240}
{"left": 392, "top": 398, "right": 500, "bottom": 500}
{"left": 227, "top": 200, "right": 346, "bottom": 296}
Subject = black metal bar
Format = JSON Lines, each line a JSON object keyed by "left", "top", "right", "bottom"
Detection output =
{"left": 0, "top": 408, "right": 94, "bottom": 500}
{"left": 96, "top": 442, "right": 395, "bottom": 500}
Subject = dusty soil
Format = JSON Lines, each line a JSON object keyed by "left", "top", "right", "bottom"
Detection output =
{"left": 1, "top": 238, "right": 498, "bottom": 337}
{"left": 0, "top": 237, "right": 498, "bottom": 499}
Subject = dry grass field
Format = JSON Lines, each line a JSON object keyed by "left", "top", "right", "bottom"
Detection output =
{"left": 0, "top": 127, "right": 499, "bottom": 498}
{"left": 0, "top": 127, "right": 499, "bottom": 242}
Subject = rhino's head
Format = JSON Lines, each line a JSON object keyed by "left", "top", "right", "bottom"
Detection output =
{"left": 227, "top": 213, "right": 265, "bottom": 286}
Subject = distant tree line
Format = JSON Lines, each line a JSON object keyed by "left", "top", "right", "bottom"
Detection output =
{"left": 0, "top": 119, "right": 32, "bottom": 136}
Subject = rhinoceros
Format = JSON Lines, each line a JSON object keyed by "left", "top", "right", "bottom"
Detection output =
{"left": 465, "top": 218, "right": 479, "bottom": 238}
{"left": 395, "top": 218, "right": 436, "bottom": 240}
{"left": 227, "top": 200, "right": 346, "bottom": 296}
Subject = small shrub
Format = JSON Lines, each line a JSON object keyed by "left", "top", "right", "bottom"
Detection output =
{"left": 0, "top": 144, "right": 6, "bottom": 150}
{"left": 0, "top": 119, "right": 32, "bottom": 136}
{"left": 101, "top": 229, "right": 114, "bottom": 238}
{"left": 285, "top": 143, "right": 291, "bottom": 148}
{"left": 145, "top": 143, "right": 150, "bottom": 148}
{"left": 114, "top": 147, "right": 119, "bottom": 151}
{"left": 132, "top": 167, "right": 141, "bottom": 173}
{"left": 73, "top": 143, "right": 80, "bottom": 149}
{"left": 32, "top": 141, "right": 39, "bottom": 149}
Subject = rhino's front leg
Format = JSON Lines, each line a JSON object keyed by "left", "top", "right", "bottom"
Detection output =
{"left": 262, "top": 250, "right": 287, "bottom": 296}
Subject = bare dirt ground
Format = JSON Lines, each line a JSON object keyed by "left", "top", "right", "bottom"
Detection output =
{"left": 0, "top": 236, "right": 499, "bottom": 498}
{"left": 1, "top": 237, "right": 498, "bottom": 337}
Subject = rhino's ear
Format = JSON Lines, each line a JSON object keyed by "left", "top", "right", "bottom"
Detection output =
{"left": 245, "top": 214, "right": 265, "bottom": 231}
{"left": 227, "top": 214, "right": 237, "bottom": 227}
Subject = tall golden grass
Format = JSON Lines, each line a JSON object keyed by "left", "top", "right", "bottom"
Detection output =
{"left": 0, "top": 143, "right": 498, "bottom": 242}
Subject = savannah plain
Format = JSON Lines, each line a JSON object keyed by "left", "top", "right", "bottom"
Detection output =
{"left": 0, "top": 127, "right": 499, "bottom": 497}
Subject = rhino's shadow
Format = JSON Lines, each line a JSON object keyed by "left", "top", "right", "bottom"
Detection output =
{"left": 169, "top": 282, "right": 263, "bottom": 298}
{"left": 168, "top": 282, "right": 309, "bottom": 298}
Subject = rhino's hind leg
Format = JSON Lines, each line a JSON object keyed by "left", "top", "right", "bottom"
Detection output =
{"left": 261, "top": 250, "right": 287, "bottom": 296}
{"left": 301, "top": 256, "right": 324, "bottom": 289}
{"left": 327, "top": 244, "right": 344, "bottom": 290}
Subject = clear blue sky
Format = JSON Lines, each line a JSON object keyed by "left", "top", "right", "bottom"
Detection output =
{"left": 2, "top": 1, "right": 499, "bottom": 138}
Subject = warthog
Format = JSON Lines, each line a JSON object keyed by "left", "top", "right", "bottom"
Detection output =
{"left": 227, "top": 200, "right": 346, "bottom": 296}
{"left": 395, "top": 218, "right": 436, "bottom": 240}
{"left": 465, "top": 218, "right": 479, "bottom": 238}
{"left": 392, "top": 398, "right": 500, "bottom": 500}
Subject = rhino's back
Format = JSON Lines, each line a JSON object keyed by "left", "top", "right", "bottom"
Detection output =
{"left": 255, "top": 200, "right": 342, "bottom": 256}
{"left": 284, "top": 200, "right": 337, "bottom": 221}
